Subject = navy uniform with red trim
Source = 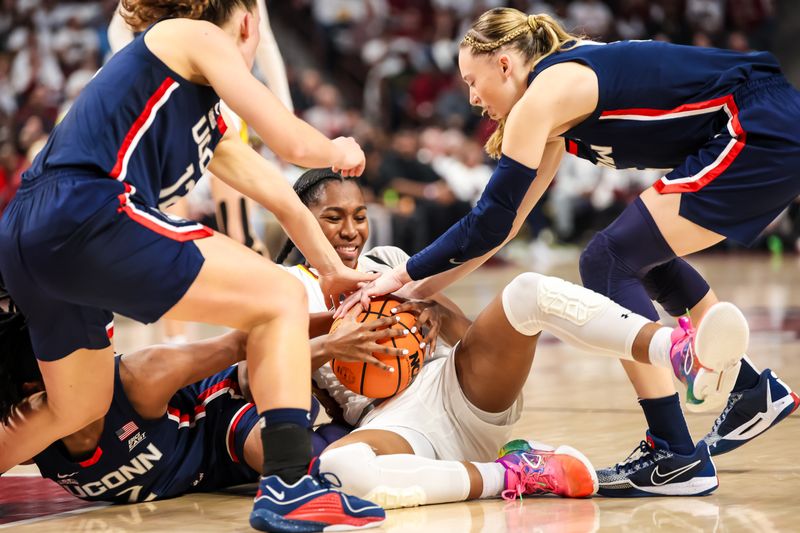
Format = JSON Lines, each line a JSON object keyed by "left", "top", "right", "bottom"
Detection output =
{"left": 532, "top": 40, "right": 800, "bottom": 245}
{"left": 0, "top": 22, "right": 224, "bottom": 361}
{"left": 34, "top": 358, "right": 260, "bottom": 503}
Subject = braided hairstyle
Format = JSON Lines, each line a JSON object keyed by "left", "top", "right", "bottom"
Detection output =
{"left": 460, "top": 8, "right": 580, "bottom": 159}
{"left": 0, "top": 283, "right": 40, "bottom": 424}
{"left": 274, "top": 168, "right": 360, "bottom": 265}
{"left": 121, "top": 0, "right": 257, "bottom": 32}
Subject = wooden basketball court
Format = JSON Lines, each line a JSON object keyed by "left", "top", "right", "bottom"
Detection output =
{"left": 2, "top": 254, "right": 798, "bottom": 532}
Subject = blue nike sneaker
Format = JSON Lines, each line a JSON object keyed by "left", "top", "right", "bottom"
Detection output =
{"left": 703, "top": 368, "right": 799, "bottom": 456}
{"left": 250, "top": 458, "right": 385, "bottom": 533}
{"left": 597, "top": 432, "right": 718, "bottom": 497}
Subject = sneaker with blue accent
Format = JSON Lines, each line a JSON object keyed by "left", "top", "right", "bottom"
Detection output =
{"left": 496, "top": 440, "right": 598, "bottom": 500}
{"left": 596, "top": 432, "right": 718, "bottom": 497}
{"left": 669, "top": 302, "right": 749, "bottom": 412}
{"left": 249, "top": 458, "right": 385, "bottom": 533}
{"left": 703, "top": 368, "right": 799, "bottom": 456}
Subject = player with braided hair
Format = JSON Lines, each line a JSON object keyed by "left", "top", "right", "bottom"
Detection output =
{"left": 338, "top": 6, "right": 800, "bottom": 497}
{"left": 0, "top": 1, "right": 384, "bottom": 530}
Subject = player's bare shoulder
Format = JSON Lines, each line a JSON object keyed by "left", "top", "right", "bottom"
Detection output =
{"left": 143, "top": 18, "right": 227, "bottom": 84}
{"left": 522, "top": 57, "right": 599, "bottom": 135}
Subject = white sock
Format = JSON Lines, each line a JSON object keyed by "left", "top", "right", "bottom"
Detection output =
{"left": 319, "top": 443, "right": 471, "bottom": 508}
{"left": 502, "top": 273, "right": 650, "bottom": 360}
{"left": 648, "top": 327, "right": 674, "bottom": 369}
{"left": 471, "top": 461, "right": 506, "bottom": 499}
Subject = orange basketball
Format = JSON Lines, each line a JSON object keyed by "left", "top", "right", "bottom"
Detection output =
{"left": 330, "top": 297, "right": 424, "bottom": 398}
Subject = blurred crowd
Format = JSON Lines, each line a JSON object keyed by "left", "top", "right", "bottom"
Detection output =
{"left": 2, "top": 0, "right": 798, "bottom": 259}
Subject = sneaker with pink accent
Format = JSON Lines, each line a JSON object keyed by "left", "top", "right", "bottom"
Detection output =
{"left": 496, "top": 440, "right": 597, "bottom": 500}
{"left": 669, "top": 302, "right": 749, "bottom": 413}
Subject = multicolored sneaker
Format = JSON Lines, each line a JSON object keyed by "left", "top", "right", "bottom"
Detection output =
{"left": 496, "top": 440, "right": 597, "bottom": 500}
{"left": 669, "top": 302, "right": 749, "bottom": 412}
{"left": 596, "top": 432, "right": 718, "bottom": 497}
{"left": 703, "top": 368, "right": 799, "bottom": 456}
{"left": 250, "top": 459, "right": 385, "bottom": 533}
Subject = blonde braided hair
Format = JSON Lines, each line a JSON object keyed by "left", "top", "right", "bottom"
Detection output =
{"left": 460, "top": 8, "right": 579, "bottom": 159}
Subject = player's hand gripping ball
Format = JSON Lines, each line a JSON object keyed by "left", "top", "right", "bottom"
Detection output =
{"left": 331, "top": 297, "right": 424, "bottom": 398}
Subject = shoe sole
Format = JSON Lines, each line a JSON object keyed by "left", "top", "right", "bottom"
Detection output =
{"left": 554, "top": 445, "right": 599, "bottom": 497}
{"left": 688, "top": 302, "right": 749, "bottom": 412}
{"left": 364, "top": 485, "right": 426, "bottom": 509}
{"left": 250, "top": 509, "right": 384, "bottom": 533}
{"left": 709, "top": 389, "right": 800, "bottom": 456}
{"left": 598, "top": 476, "right": 718, "bottom": 498}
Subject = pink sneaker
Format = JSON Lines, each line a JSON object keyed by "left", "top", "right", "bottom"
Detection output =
{"left": 496, "top": 440, "right": 597, "bottom": 500}
{"left": 670, "top": 302, "right": 749, "bottom": 412}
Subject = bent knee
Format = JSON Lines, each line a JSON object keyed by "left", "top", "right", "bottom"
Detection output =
{"left": 245, "top": 271, "right": 309, "bottom": 326}
{"left": 319, "top": 443, "right": 377, "bottom": 497}
{"left": 579, "top": 232, "right": 618, "bottom": 293}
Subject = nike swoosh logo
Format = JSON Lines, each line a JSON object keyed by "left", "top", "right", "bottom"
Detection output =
{"left": 58, "top": 472, "right": 78, "bottom": 479}
{"left": 449, "top": 258, "right": 465, "bottom": 265}
{"left": 265, "top": 485, "right": 285, "bottom": 500}
{"left": 650, "top": 460, "right": 701, "bottom": 486}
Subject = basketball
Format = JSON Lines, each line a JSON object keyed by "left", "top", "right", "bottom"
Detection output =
{"left": 330, "top": 298, "right": 424, "bottom": 398}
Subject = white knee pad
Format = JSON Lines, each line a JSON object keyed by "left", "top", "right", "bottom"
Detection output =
{"left": 501, "top": 272, "right": 650, "bottom": 358}
{"left": 319, "top": 443, "right": 380, "bottom": 499}
{"left": 503, "top": 272, "right": 608, "bottom": 335}
{"left": 318, "top": 442, "right": 470, "bottom": 509}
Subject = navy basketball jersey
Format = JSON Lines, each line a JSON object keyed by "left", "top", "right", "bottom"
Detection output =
{"left": 529, "top": 40, "right": 782, "bottom": 172}
{"left": 34, "top": 358, "right": 255, "bottom": 503}
{"left": 24, "top": 23, "right": 227, "bottom": 208}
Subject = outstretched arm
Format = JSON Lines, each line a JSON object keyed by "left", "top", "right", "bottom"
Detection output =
{"left": 119, "top": 331, "right": 248, "bottom": 420}
{"left": 144, "top": 19, "right": 363, "bottom": 175}
{"left": 254, "top": 0, "right": 293, "bottom": 112}
{"left": 108, "top": 3, "right": 135, "bottom": 53}
{"left": 208, "top": 133, "right": 377, "bottom": 298}
{"left": 334, "top": 63, "right": 597, "bottom": 314}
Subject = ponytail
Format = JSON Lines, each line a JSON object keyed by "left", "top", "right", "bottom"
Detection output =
{"left": 461, "top": 8, "right": 581, "bottom": 159}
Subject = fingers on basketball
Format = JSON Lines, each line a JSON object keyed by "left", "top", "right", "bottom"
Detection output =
{"left": 331, "top": 297, "right": 425, "bottom": 398}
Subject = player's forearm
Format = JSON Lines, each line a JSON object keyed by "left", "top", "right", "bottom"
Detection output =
{"left": 190, "top": 25, "right": 343, "bottom": 168}
{"left": 277, "top": 202, "right": 343, "bottom": 275}
{"left": 429, "top": 294, "right": 472, "bottom": 344}
{"left": 404, "top": 143, "right": 563, "bottom": 297}
{"left": 310, "top": 312, "right": 335, "bottom": 338}
{"left": 209, "top": 141, "right": 342, "bottom": 274}
{"left": 177, "top": 331, "right": 248, "bottom": 387}
{"left": 310, "top": 335, "right": 332, "bottom": 371}
{"left": 255, "top": 0, "right": 293, "bottom": 112}
{"left": 108, "top": 6, "right": 134, "bottom": 53}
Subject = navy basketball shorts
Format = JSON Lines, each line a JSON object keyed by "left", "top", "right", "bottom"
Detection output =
{"left": 0, "top": 171, "right": 212, "bottom": 361}
{"left": 655, "top": 76, "right": 800, "bottom": 245}
{"left": 185, "top": 367, "right": 261, "bottom": 491}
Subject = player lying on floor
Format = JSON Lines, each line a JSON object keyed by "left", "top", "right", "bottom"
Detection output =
{"left": 0, "top": 255, "right": 746, "bottom": 505}
{"left": 0, "top": 297, "right": 375, "bottom": 504}
{"left": 278, "top": 168, "right": 751, "bottom": 503}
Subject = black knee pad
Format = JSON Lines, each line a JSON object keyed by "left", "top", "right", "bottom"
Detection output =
{"left": 579, "top": 231, "right": 617, "bottom": 294}
{"left": 641, "top": 258, "right": 710, "bottom": 317}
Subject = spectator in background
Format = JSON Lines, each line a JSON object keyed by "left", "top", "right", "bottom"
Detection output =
{"left": 0, "top": 140, "right": 24, "bottom": 212}
{"left": 52, "top": 15, "right": 100, "bottom": 71}
{"left": 10, "top": 24, "right": 63, "bottom": 98}
{"left": 0, "top": 54, "right": 15, "bottom": 116}
{"left": 304, "top": 83, "right": 350, "bottom": 138}
{"left": 567, "top": 0, "right": 614, "bottom": 38}
{"left": 289, "top": 68, "right": 324, "bottom": 114}
{"left": 378, "top": 128, "right": 470, "bottom": 252}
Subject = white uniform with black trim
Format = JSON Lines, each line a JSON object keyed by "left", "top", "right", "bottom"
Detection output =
{"left": 283, "top": 246, "right": 523, "bottom": 462}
